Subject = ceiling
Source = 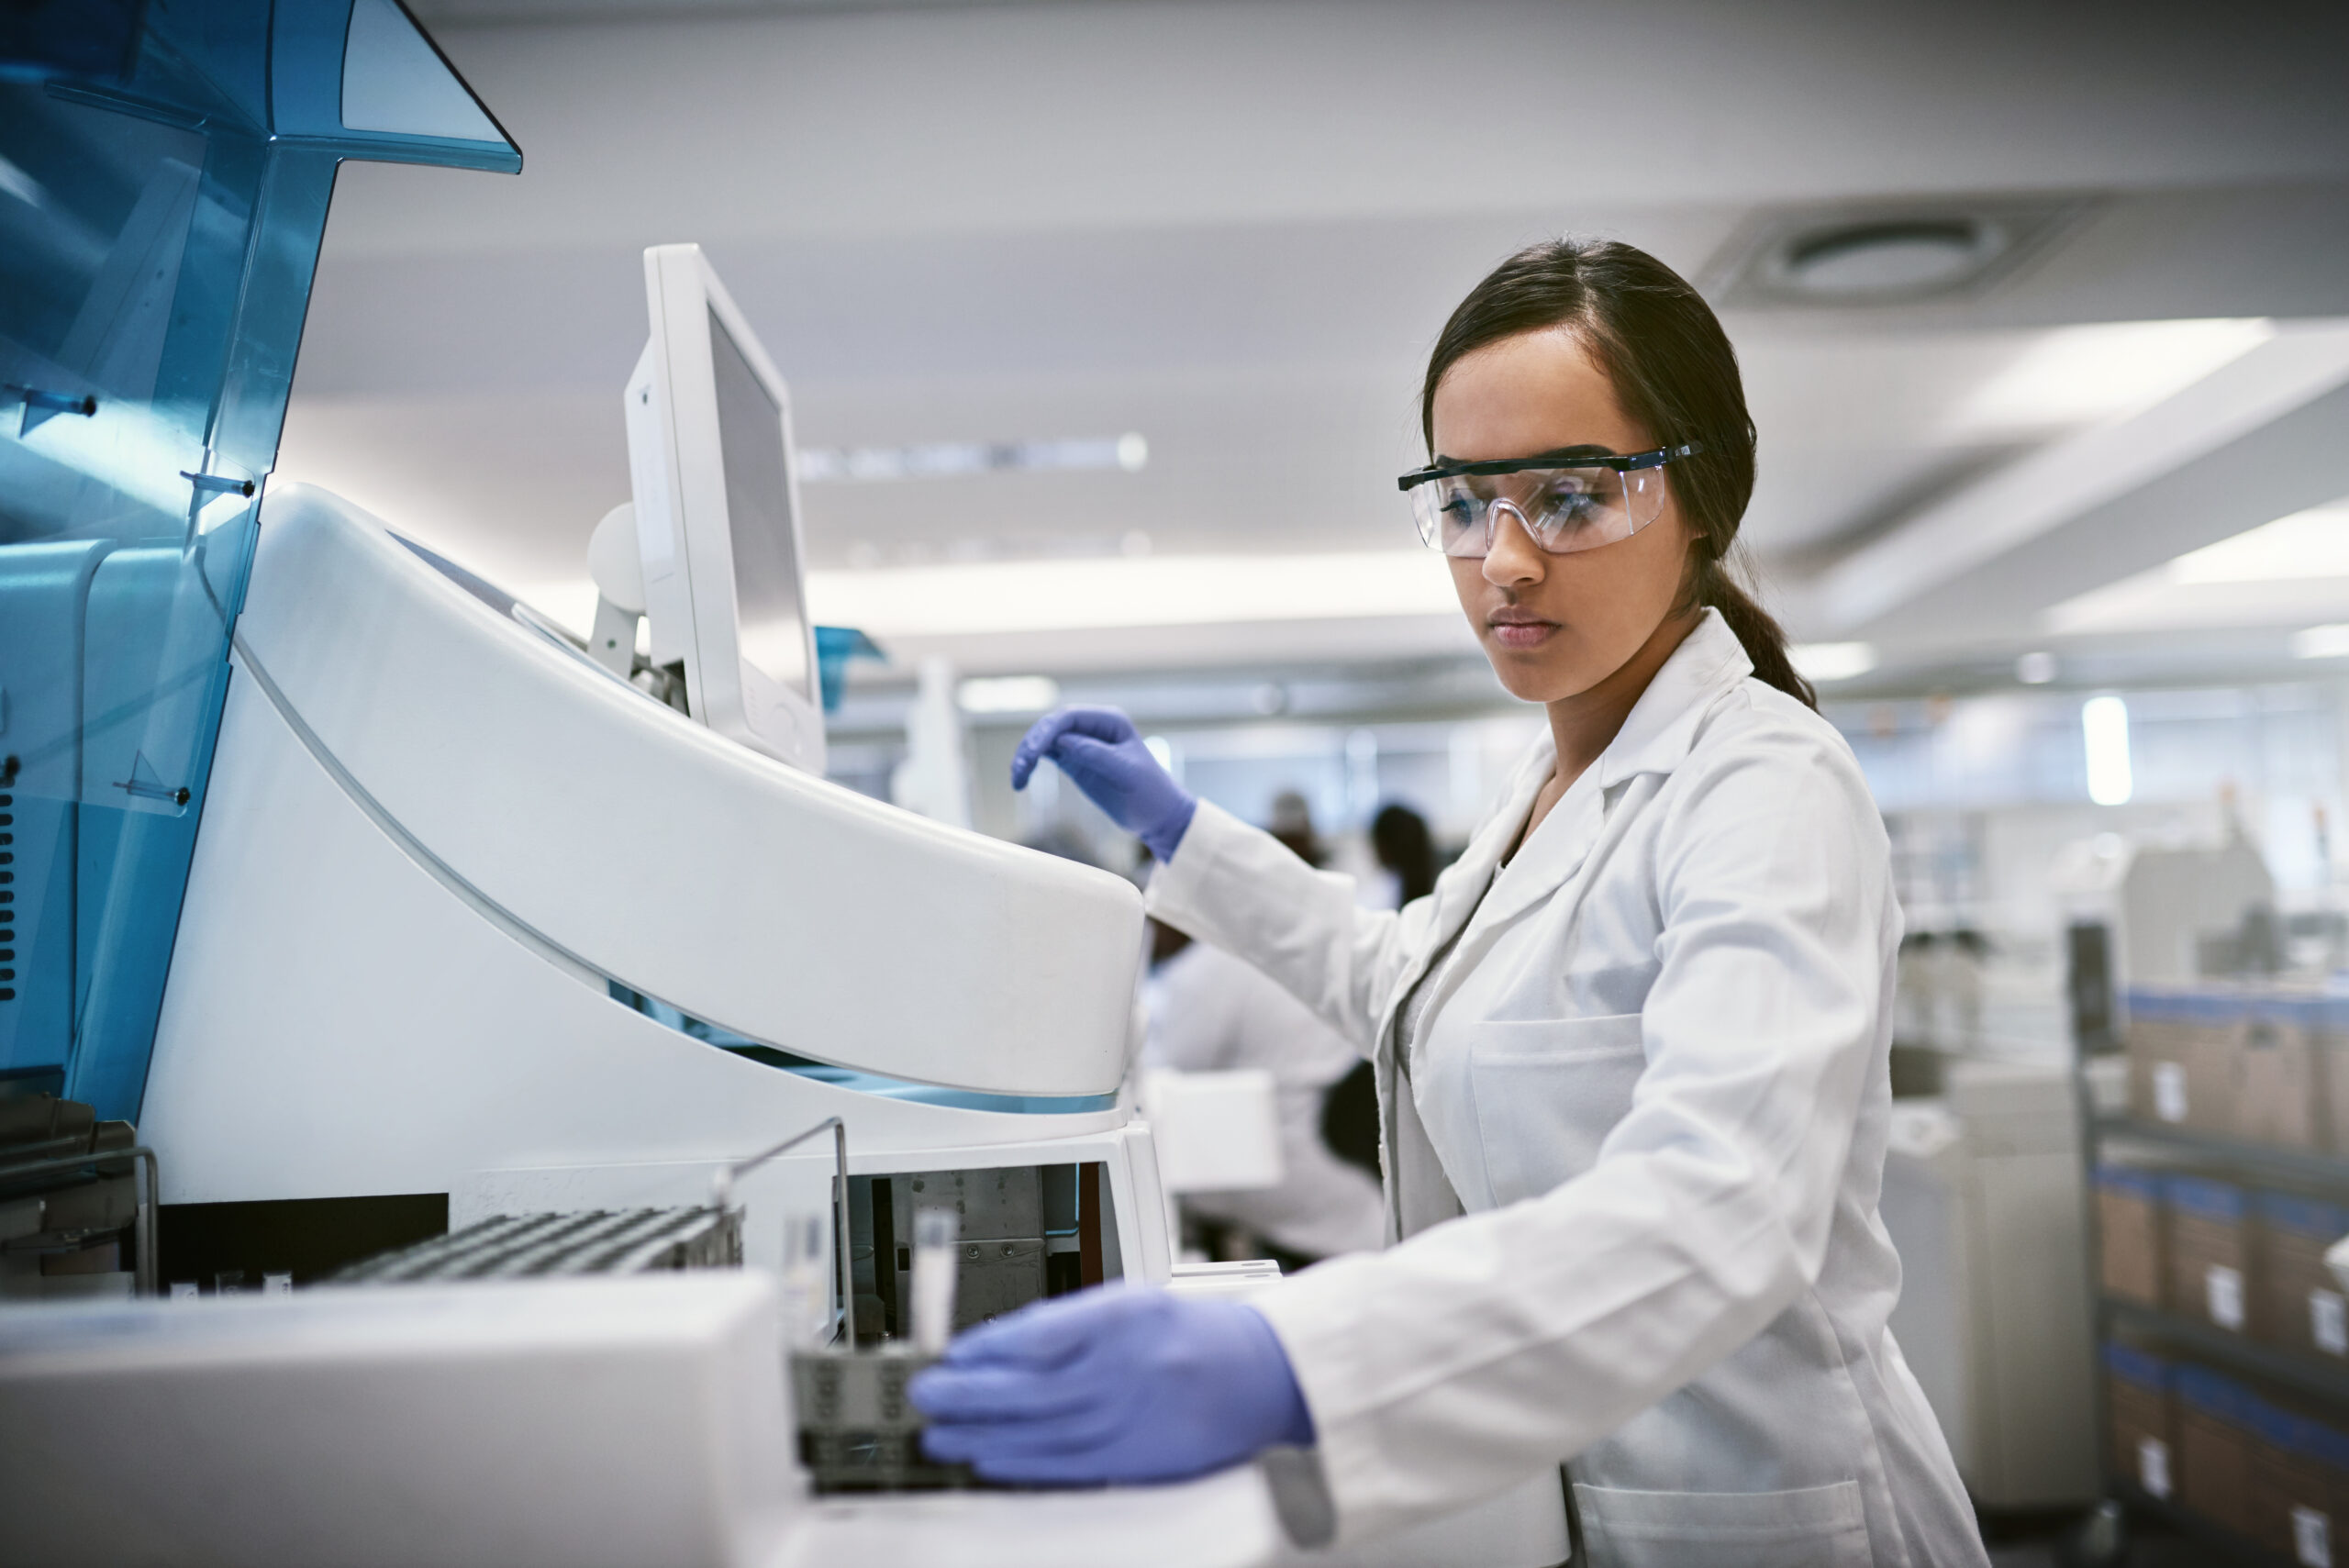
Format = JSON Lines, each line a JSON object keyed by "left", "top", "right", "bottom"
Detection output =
{"left": 274, "top": 0, "right": 2349, "bottom": 704}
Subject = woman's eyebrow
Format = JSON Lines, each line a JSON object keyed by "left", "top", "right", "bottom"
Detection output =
{"left": 1431, "top": 442, "right": 1618, "bottom": 466}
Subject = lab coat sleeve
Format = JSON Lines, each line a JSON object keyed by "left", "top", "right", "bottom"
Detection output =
{"left": 1250, "top": 722, "right": 1891, "bottom": 1542}
{"left": 1144, "top": 800, "right": 1428, "bottom": 1058}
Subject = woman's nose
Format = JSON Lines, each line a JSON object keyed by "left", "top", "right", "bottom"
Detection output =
{"left": 1482, "top": 502, "right": 1545, "bottom": 587}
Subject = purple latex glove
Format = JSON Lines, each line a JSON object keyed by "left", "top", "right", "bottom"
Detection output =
{"left": 1010, "top": 706, "right": 1197, "bottom": 861}
{"left": 909, "top": 1286, "right": 1315, "bottom": 1485}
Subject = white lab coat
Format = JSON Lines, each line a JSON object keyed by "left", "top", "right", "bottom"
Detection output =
{"left": 1145, "top": 940, "right": 1386, "bottom": 1261}
{"left": 1144, "top": 611, "right": 1984, "bottom": 1568}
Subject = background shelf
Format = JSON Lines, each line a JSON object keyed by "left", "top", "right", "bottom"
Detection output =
{"left": 2101, "top": 1300, "right": 2349, "bottom": 1405}
{"left": 2111, "top": 1480, "right": 2300, "bottom": 1568}
{"left": 2094, "top": 1118, "right": 2349, "bottom": 1194}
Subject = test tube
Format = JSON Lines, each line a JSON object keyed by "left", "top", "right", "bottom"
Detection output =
{"left": 911, "top": 1207, "right": 960, "bottom": 1355}
{"left": 780, "top": 1213, "right": 829, "bottom": 1347}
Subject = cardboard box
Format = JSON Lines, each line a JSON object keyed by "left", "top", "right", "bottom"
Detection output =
{"left": 2098, "top": 1167, "right": 2165, "bottom": 1307}
{"left": 2105, "top": 1342, "right": 2176, "bottom": 1502}
{"left": 2312, "top": 995, "right": 2349, "bottom": 1156}
{"left": 2128, "top": 988, "right": 2199, "bottom": 1127}
{"left": 2257, "top": 1191, "right": 2349, "bottom": 1360}
{"left": 2241, "top": 996, "right": 2324, "bottom": 1150}
{"left": 2168, "top": 1174, "right": 2252, "bottom": 1331}
{"left": 2176, "top": 1363, "right": 2260, "bottom": 1538}
{"left": 2128, "top": 987, "right": 2245, "bottom": 1134}
{"left": 2247, "top": 1402, "right": 2349, "bottom": 1567}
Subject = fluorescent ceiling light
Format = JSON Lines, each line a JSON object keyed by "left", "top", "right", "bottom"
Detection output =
{"left": 2294, "top": 625, "right": 2349, "bottom": 660}
{"left": 1953, "top": 318, "right": 2272, "bottom": 437}
{"left": 1790, "top": 641, "right": 1877, "bottom": 683}
{"left": 807, "top": 550, "right": 1460, "bottom": 638}
{"left": 2083, "top": 695, "right": 2132, "bottom": 806}
{"left": 799, "top": 433, "right": 1145, "bottom": 484}
{"left": 2016, "top": 651, "right": 2058, "bottom": 684}
{"left": 2043, "top": 494, "right": 2349, "bottom": 636}
{"left": 958, "top": 674, "right": 1061, "bottom": 714}
{"left": 2169, "top": 501, "right": 2349, "bottom": 584}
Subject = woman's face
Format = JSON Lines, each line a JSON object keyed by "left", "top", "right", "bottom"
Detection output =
{"left": 1429, "top": 327, "right": 1692, "bottom": 706}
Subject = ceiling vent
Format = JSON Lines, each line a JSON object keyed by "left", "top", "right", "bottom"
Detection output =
{"left": 1703, "top": 198, "right": 2089, "bottom": 309}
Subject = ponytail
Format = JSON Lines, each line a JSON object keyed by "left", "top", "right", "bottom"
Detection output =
{"left": 1694, "top": 552, "right": 1816, "bottom": 709}
{"left": 1420, "top": 239, "right": 1817, "bottom": 710}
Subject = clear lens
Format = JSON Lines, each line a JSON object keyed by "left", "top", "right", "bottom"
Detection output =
{"left": 1410, "top": 464, "right": 1670, "bottom": 558}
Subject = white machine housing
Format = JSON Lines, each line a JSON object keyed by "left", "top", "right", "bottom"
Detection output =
{"left": 625, "top": 242, "right": 826, "bottom": 773}
{"left": 0, "top": 1274, "right": 1287, "bottom": 1568}
{"left": 126, "top": 487, "right": 1586, "bottom": 1568}
{"left": 141, "top": 483, "right": 1166, "bottom": 1280}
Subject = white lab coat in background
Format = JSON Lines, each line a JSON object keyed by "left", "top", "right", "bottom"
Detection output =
{"left": 1144, "top": 611, "right": 1984, "bottom": 1568}
{"left": 1145, "top": 940, "right": 1386, "bottom": 1262}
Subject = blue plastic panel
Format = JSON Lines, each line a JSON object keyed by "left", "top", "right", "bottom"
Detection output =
{"left": 0, "top": 0, "right": 517, "bottom": 1118}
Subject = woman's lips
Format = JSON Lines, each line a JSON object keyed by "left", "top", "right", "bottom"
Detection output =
{"left": 1487, "top": 613, "right": 1557, "bottom": 651}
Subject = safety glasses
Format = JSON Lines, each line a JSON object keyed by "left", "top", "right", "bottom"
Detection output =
{"left": 1397, "top": 442, "right": 1703, "bottom": 559}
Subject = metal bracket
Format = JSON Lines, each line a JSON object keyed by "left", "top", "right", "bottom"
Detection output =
{"left": 712, "top": 1116, "right": 856, "bottom": 1350}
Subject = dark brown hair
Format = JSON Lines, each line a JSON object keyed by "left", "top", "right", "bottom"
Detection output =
{"left": 1419, "top": 238, "right": 1816, "bottom": 709}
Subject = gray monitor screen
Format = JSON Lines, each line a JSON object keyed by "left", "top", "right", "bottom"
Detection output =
{"left": 708, "top": 306, "right": 810, "bottom": 698}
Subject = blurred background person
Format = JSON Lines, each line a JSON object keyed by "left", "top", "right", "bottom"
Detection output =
{"left": 1371, "top": 802, "right": 1441, "bottom": 908}
{"left": 1141, "top": 792, "right": 1386, "bottom": 1271}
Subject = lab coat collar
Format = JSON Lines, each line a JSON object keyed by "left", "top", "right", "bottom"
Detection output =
{"left": 1459, "top": 610, "right": 1752, "bottom": 936}
{"left": 1595, "top": 607, "right": 1753, "bottom": 790}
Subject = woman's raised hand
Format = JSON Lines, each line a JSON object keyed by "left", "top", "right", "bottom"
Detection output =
{"left": 1011, "top": 706, "right": 1197, "bottom": 861}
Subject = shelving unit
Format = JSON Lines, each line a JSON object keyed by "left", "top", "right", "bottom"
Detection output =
{"left": 2098, "top": 1118, "right": 2349, "bottom": 1195}
{"left": 2114, "top": 1482, "right": 2305, "bottom": 1568}
{"left": 2102, "top": 1299, "right": 2349, "bottom": 1407}
{"left": 2085, "top": 1103, "right": 2349, "bottom": 1566}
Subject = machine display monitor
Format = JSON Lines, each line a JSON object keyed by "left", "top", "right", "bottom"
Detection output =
{"left": 623, "top": 243, "right": 825, "bottom": 773}
{"left": 708, "top": 307, "right": 811, "bottom": 700}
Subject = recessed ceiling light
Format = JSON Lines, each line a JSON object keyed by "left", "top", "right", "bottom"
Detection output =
{"left": 1791, "top": 641, "right": 1878, "bottom": 682}
{"left": 798, "top": 432, "right": 1146, "bottom": 484}
{"left": 957, "top": 675, "right": 1061, "bottom": 714}
{"left": 1703, "top": 199, "right": 2083, "bottom": 310}
{"left": 1776, "top": 220, "right": 1996, "bottom": 299}
{"left": 2016, "top": 651, "right": 2059, "bottom": 684}
{"left": 807, "top": 550, "right": 1458, "bottom": 637}
{"left": 2083, "top": 695, "right": 2132, "bottom": 806}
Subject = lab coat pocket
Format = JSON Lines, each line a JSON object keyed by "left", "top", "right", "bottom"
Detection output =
{"left": 1467, "top": 1013, "right": 1645, "bottom": 1206}
{"left": 1572, "top": 1479, "right": 1872, "bottom": 1568}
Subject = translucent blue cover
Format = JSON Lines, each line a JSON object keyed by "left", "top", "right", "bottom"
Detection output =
{"left": 0, "top": 0, "right": 517, "bottom": 1118}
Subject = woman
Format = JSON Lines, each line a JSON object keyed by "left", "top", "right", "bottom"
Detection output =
{"left": 913, "top": 240, "right": 1984, "bottom": 1568}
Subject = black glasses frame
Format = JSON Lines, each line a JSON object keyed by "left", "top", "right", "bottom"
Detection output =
{"left": 1396, "top": 440, "right": 1705, "bottom": 493}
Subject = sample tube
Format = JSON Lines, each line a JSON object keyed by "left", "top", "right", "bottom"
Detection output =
{"left": 911, "top": 1207, "right": 960, "bottom": 1355}
{"left": 781, "top": 1213, "right": 829, "bottom": 1347}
